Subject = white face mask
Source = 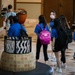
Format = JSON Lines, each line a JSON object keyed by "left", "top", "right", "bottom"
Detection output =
{"left": 50, "top": 15, "right": 55, "bottom": 19}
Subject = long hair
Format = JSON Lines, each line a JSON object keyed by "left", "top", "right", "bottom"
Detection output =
{"left": 53, "top": 18, "right": 61, "bottom": 30}
{"left": 59, "top": 15, "right": 67, "bottom": 29}
{"left": 39, "top": 15, "right": 47, "bottom": 28}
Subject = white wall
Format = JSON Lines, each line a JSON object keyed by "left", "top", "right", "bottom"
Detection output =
{"left": 2, "top": 0, "right": 14, "bottom": 9}
{"left": 16, "top": 3, "right": 41, "bottom": 19}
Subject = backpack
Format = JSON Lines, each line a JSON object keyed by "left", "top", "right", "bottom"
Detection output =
{"left": 55, "top": 27, "right": 68, "bottom": 50}
{"left": 20, "top": 25, "right": 28, "bottom": 37}
{"left": 38, "top": 24, "right": 51, "bottom": 45}
{"left": 65, "top": 26, "right": 72, "bottom": 43}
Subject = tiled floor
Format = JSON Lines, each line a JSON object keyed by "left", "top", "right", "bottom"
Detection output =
{"left": 0, "top": 19, "right": 75, "bottom": 75}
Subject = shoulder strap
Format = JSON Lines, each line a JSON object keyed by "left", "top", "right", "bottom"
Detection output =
{"left": 38, "top": 24, "right": 46, "bottom": 30}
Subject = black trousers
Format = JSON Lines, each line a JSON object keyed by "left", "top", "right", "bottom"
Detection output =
{"left": 61, "top": 42, "right": 68, "bottom": 63}
{"left": 36, "top": 38, "right": 48, "bottom": 61}
{"left": 61, "top": 49, "right": 66, "bottom": 63}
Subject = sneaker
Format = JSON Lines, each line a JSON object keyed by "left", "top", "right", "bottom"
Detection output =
{"left": 49, "top": 67, "right": 54, "bottom": 73}
{"left": 62, "top": 64, "right": 67, "bottom": 68}
{"left": 54, "top": 65, "right": 57, "bottom": 70}
{"left": 56, "top": 67, "right": 62, "bottom": 73}
{"left": 45, "top": 61, "right": 48, "bottom": 64}
{"left": 61, "top": 63, "right": 67, "bottom": 68}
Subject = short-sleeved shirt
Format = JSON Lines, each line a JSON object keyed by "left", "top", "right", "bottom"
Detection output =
{"left": 51, "top": 28, "right": 60, "bottom": 52}
{"left": 51, "top": 28, "right": 58, "bottom": 39}
{"left": 34, "top": 23, "right": 50, "bottom": 36}
{"left": 4, "top": 12, "right": 16, "bottom": 27}
{"left": 50, "top": 20, "right": 54, "bottom": 28}
{"left": 8, "top": 23, "right": 27, "bottom": 37}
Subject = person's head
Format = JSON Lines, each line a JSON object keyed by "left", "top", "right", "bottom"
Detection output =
{"left": 59, "top": 15, "right": 67, "bottom": 29}
{"left": 13, "top": 16, "right": 19, "bottom": 23}
{"left": 8, "top": 4, "right": 12, "bottom": 11}
{"left": 39, "top": 15, "right": 47, "bottom": 27}
{"left": 50, "top": 11, "right": 56, "bottom": 20}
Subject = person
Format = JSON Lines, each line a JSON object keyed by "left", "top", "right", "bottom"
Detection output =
{"left": 8, "top": 16, "right": 27, "bottom": 37}
{"left": 34, "top": 15, "right": 50, "bottom": 63}
{"left": 4, "top": 4, "right": 16, "bottom": 30}
{"left": 50, "top": 11, "right": 56, "bottom": 30}
{"left": 51, "top": 18, "right": 67, "bottom": 73}
{"left": 59, "top": 15, "right": 72, "bottom": 68}
{"left": 49, "top": 11, "right": 57, "bottom": 62}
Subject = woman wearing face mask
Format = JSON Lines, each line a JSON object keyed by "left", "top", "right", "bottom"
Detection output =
{"left": 50, "top": 11, "right": 56, "bottom": 29}
{"left": 49, "top": 11, "right": 57, "bottom": 62}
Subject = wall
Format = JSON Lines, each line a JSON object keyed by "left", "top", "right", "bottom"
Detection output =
{"left": 16, "top": 0, "right": 42, "bottom": 19}
{"left": 2, "top": 0, "right": 14, "bottom": 9}
{"left": 16, "top": 0, "right": 41, "bottom": 2}
{"left": 16, "top": 3, "right": 41, "bottom": 19}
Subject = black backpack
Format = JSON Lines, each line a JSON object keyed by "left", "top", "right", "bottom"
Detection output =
{"left": 20, "top": 25, "right": 28, "bottom": 37}
{"left": 55, "top": 27, "right": 68, "bottom": 50}
{"left": 65, "top": 26, "right": 72, "bottom": 43}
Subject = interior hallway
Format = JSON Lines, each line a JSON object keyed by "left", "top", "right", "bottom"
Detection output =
{"left": 0, "top": 19, "right": 75, "bottom": 75}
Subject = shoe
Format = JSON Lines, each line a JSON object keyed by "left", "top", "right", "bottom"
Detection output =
{"left": 56, "top": 67, "right": 62, "bottom": 73}
{"left": 45, "top": 61, "right": 48, "bottom": 64}
{"left": 62, "top": 64, "right": 67, "bottom": 68}
{"left": 49, "top": 55, "right": 56, "bottom": 62}
{"left": 49, "top": 67, "right": 54, "bottom": 73}
{"left": 61, "top": 63, "right": 67, "bottom": 68}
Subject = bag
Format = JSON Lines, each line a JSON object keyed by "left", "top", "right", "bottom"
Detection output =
{"left": 20, "top": 29, "right": 28, "bottom": 37}
{"left": 55, "top": 28, "right": 68, "bottom": 50}
{"left": 20, "top": 25, "right": 28, "bottom": 37}
{"left": 38, "top": 25, "right": 51, "bottom": 45}
{"left": 65, "top": 27, "right": 72, "bottom": 43}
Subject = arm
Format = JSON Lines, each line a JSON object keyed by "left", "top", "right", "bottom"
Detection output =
{"left": 8, "top": 26, "right": 14, "bottom": 36}
{"left": 66, "top": 18, "right": 70, "bottom": 29}
{"left": 51, "top": 37, "right": 55, "bottom": 50}
{"left": 51, "top": 29, "right": 57, "bottom": 50}
{"left": 34, "top": 25, "right": 40, "bottom": 36}
{"left": 3, "top": 14, "right": 8, "bottom": 28}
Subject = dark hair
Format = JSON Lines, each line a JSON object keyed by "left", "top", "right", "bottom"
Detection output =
{"left": 39, "top": 15, "right": 47, "bottom": 28}
{"left": 50, "top": 10, "right": 56, "bottom": 21}
{"left": 59, "top": 15, "right": 67, "bottom": 29}
{"left": 8, "top": 4, "right": 12, "bottom": 9}
{"left": 50, "top": 10, "right": 56, "bottom": 14}
{"left": 53, "top": 18, "right": 61, "bottom": 30}
{"left": 8, "top": 16, "right": 13, "bottom": 25}
{"left": 13, "top": 16, "right": 19, "bottom": 23}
